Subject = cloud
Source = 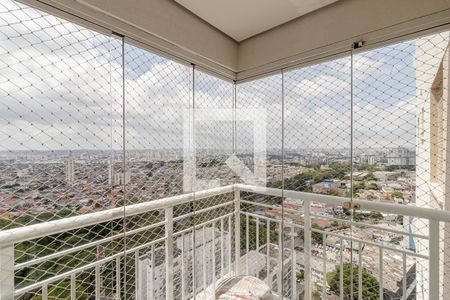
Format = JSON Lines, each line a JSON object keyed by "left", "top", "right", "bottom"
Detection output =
{"left": 0, "top": 0, "right": 124, "bottom": 151}
{"left": 353, "top": 98, "right": 416, "bottom": 149}
{"left": 0, "top": 0, "right": 449, "bottom": 156}
{"left": 236, "top": 74, "right": 283, "bottom": 151}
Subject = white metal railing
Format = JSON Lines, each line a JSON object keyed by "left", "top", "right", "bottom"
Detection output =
{"left": 0, "top": 185, "right": 235, "bottom": 300}
{"left": 1, "top": 184, "right": 449, "bottom": 299}
{"left": 236, "top": 184, "right": 448, "bottom": 300}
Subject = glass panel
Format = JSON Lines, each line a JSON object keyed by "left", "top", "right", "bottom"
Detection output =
{"left": 123, "top": 43, "right": 192, "bottom": 299}
{"left": 192, "top": 69, "right": 234, "bottom": 298}
{"left": 353, "top": 31, "right": 450, "bottom": 299}
{"left": 0, "top": 0, "right": 124, "bottom": 298}
{"left": 283, "top": 57, "right": 352, "bottom": 299}
{"left": 1, "top": 1, "right": 449, "bottom": 298}
{"left": 124, "top": 44, "right": 191, "bottom": 200}
{"left": 235, "top": 74, "right": 283, "bottom": 294}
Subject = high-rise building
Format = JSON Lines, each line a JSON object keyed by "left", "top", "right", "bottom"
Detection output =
{"left": 65, "top": 159, "right": 75, "bottom": 184}
{"left": 415, "top": 39, "right": 450, "bottom": 299}
{"left": 108, "top": 159, "right": 113, "bottom": 185}
{"left": 387, "top": 147, "right": 416, "bottom": 166}
{"left": 357, "top": 154, "right": 377, "bottom": 165}
{"left": 113, "top": 171, "right": 131, "bottom": 186}
{"left": 138, "top": 228, "right": 231, "bottom": 299}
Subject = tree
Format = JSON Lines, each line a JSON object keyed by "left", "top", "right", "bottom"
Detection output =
{"left": 241, "top": 218, "right": 278, "bottom": 251}
{"left": 364, "top": 172, "right": 377, "bottom": 181}
{"left": 390, "top": 235, "right": 403, "bottom": 245}
{"left": 312, "top": 290, "right": 322, "bottom": 300}
{"left": 368, "top": 211, "right": 383, "bottom": 221}
{"left": 354, "top": 181, "right": 364, "bottom": 189}
{"left": 353, "top": 181, "right": 364, "bottom": 192}
{"left": 392, "top": 191, "right": 404, "bottom": 199}
{"left": 280, "top": 162, "right": 351, "bottom": 192}
{"left": 327, "top": 263, "right": 379, "bottom": 299}
{"left": 385, "top": 165, "right": 400, "bottom": 171}
{"left": 367, "top": 183, "right": 378, "bottom": 190}
{"left": 296, "top": 270, "right": 304, "bottom": 281}
{"left": 331, "top": 220, "right": 349, "bottom": 230}
{"left": 353, "top": 211, "right": 383, "bottom": 222}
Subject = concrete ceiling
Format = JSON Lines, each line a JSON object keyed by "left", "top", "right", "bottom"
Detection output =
{"left": 174, "top": 0, "right": 340, "bottom": 41}
{"left": 33, "top": 0, "right": 450, "bottom": 79}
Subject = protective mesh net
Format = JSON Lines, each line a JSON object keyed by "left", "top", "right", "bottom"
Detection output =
{"left": 0, "top": 0, "right": 125, "bottom": 298}
{"left": 1, "top": 0, "right": 450, "bottom": 299}
{"left": 235, "top": 74, "right": 284, "bottom": 295}
{"left": 282, "top": 56, "right": 352, "bottom": 299}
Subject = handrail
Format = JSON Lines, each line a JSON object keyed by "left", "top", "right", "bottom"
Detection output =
{"left": 239, "top": 210, "right": 428, "bottom": 259}
{"left": 0, "top": 185, "right": 234, "bottom": 247}
{"left": 14, "top": 212, "right": 234, "bottom": 296}
{"left": 3, "top": 183, "right": 450, "bottom": 247}
{"left": 236, "top": 184, "right": 450, "bottom": 222}
{"left": 241, "top": 198, "right": 429, "bottom": 239}
{"left": 1, "top": 183, "right": 449, "bottom": 299}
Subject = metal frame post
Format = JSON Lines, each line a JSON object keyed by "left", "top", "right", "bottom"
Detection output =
{"left": 304, "top": 200, "right": 311, "bottom": 300}
{"left": 165, "top": 206, "right": 174, "bottom": 300}
{"left": 429, "top": 220, "right": 440, "bottom": 300}
{"left": 234, "top": 188, "right": 241, "bottom": 275}
{"left": 0, "top": 245, "right": 14, "bottom": 300}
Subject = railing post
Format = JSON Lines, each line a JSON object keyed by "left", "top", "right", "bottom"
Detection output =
{"left": 0, "top": 245, "right": 14, "bottom": 300}
{"left": 291, "top": 227, "right": 297, "bottom": 300}
{"left": 429, "top": 220, "right": 439, "bottom": 300}
{"left": 277, "top": 222, "right": 283, "bottom": 295}
{"left": 134, "top": 250, "right": 140, "bottom": 300}
{"left": 234, "top": 187, "right": 241, "bottom": 275}
{"left": 304, "top": 200, "right": 311, "bottom": 300}
{"left": 165, "top": 206, "right": 174, "bottom": 300}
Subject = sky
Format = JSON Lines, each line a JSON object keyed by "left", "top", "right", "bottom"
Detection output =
{"left": 0, "top": 0, "right": 449, "bottom": 154}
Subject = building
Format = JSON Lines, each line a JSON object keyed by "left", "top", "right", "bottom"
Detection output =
{"left": 112, "top": 171, "right": 131, "bottom": 186}
{"left": 0, "top": 1, "right": 449, "bottom": 300}
{"left": 387, "top": 147, "right": 416, "bottom": 166}
{"left": 138, "top": 228, "right": 231, "bottom": 299}
{"left": 108, "top": 159, "right": 113, "bottom": 185}
{"left": 312, "top": 179, "right": 341, "bottom": 194}
{"left": 415, "top": 39, "right": 450, "bottom": 299}
{"left": 65, "top": 160, "right": 75, "bottom": 184}
{"left": 357, "top": 154, "right": 377, "bottom": 165}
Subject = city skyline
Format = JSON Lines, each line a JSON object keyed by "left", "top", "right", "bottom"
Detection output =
{"left": 2, "top": 1, "right": 449, "bottom": 153}
{"left": 0, "top": 1, "right": 448, "bottom": 299}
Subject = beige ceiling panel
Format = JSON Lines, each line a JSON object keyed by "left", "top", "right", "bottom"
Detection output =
{"left": 175, "top": 0, "right": 339, "bottom": 41}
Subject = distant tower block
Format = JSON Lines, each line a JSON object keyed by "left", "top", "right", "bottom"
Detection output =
{"left": 113, "top": 171, "right": 131, "bottom": 186}
{"left": 65, "top": 159, "right": 75, "bottom": 184}
{"left": 108, "top": 159, "right": 113, "bottom": 185}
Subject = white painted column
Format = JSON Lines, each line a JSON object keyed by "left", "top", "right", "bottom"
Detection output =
{"left": 0, "top": 245, "right": 14, "bottom": 300}
{"left": 165, "top": 207, "right": 174, "bottom": 300}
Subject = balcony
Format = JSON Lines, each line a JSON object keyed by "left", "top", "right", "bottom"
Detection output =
{"left": 1, "top": 0, "right": 450, "bottom": 299}
{"left": 1, "top": 183, "right": 449, "bottom": 299}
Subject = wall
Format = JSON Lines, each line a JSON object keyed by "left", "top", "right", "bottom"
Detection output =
{"left": 237, "top": 0, "right": 450, "bottom": 78}
{"left": 18, "top": 0, "right": 450, "bottom": 81}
